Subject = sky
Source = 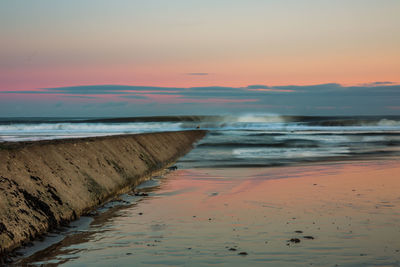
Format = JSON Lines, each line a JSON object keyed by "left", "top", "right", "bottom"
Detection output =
{"left": 0, "top": 0, "right": 399, "bottom": 116}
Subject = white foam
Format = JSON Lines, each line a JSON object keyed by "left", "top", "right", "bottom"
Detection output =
{"left": 377, "top": 119, "right": 400, "bottom": 127}
{"left": 1, "top": 117, "right": 400, "bottom": 142}
{"left": 234, "top": 113, "right": 285, "bottom": 123}
{"left": 0, "top": 122, "right": 182, "bottom": 141}
{"left": 232, "top": 147, "right": 349, "bottom": 159}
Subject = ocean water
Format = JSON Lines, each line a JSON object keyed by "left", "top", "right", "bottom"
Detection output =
{"left": 1, "top": 115, "right": 400, "bottom": 168}
{"left": 3, "top": 115, "right": 400, "bottom": 266}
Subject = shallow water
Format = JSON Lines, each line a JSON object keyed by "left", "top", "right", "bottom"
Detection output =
{"left": 19, "top": 160, "right": 400, "bottom": 266}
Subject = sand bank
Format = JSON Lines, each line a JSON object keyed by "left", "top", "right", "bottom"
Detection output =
{"left": 0, "top": 130, "right": 206, "bottom": 257}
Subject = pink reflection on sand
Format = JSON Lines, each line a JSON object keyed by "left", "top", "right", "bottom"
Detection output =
{"left": 152, "top": 160, "right": 400, "bottom": 236}
{"left": 22, "top": 160, "right": 400, "bottom": 265}
{"left": 183, "top": 161, "right": 400, "bottom": 212}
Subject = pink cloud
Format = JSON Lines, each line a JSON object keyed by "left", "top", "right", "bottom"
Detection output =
{"left": 179, "top": 98, "right": 259, "bottom": 104}
{"left": 247, "top": 89, "right": 295, "bottom": 93}
{"left": 387, "top": 106, "right": 400, "bottom": 110}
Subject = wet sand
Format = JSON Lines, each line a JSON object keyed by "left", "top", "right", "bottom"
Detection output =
{"left": 0, "top": 131, "right": 206, "bottom": 257}
{"left": 20, "top": 159, "right": 400, "bottom": 266}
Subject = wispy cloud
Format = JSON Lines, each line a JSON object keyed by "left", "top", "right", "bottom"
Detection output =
{"left": 185, "top": 73, "right": 209, "bottom": 76}
{"left": 361, "top": 81, "right": 396, "bottom": 87}
{"left": 63, "top": 95, "right": 99, "bottom": 99}
{"left": 118, "top": 95, "right": 148, "bottom": 99}
{"left": 1, "top": 83, "right": 399, "bottom": 115}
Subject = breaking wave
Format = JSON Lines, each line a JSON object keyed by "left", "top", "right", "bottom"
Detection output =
{"left": 1, "top": 115, "right": 400, "bottom": 168}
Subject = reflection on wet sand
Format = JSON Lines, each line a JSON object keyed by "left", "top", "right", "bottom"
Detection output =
{"left": 21, "top": 159, "right": 400, "bottom": 266}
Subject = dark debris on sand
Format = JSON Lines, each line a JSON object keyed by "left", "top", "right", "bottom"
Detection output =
{"left": 288, "top": 238, "right": 301, "bottom": 243}
{"left": 134, "top": 192, "right": 149, "bottom": 197}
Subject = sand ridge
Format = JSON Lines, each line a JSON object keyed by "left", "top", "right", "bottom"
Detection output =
{"left": 0, "top": 130, "right": 206, "bottom": 257}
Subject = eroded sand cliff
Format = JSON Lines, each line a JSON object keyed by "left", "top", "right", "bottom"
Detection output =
{"left": 0, "top": 130, "right": 206, "bottom": 256}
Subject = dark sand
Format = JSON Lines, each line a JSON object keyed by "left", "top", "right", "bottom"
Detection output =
{"left": 0, "top": 130, "right": 206, "bottom": 258}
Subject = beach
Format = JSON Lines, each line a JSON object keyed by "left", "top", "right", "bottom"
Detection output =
{"left": 18, "top": 158, "right": 400, "bottom": 266}
{"left": 1, "top": 115, "right": 399, "bottom": 265}
{"left": 2, "top": 0, "right": 400, "bottom": 265}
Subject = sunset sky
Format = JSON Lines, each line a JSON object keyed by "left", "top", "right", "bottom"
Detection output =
{"left": 0, "top": 0, "right": 399, "bottom": 116}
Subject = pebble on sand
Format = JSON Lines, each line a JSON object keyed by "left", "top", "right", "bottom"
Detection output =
{"left": 289, "top": 238, "right": 301, "bottom": 243}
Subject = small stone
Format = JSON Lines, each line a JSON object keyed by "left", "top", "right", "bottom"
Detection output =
{"left": 87, "top": 211, "right": 99, "bottom": 217}
{"left": 238, "top": 252, "right": 248, "bottom": 256}
{"left": 138, "top": 212, "right": 143, "bottom": 215}
{"left": 229, "top": 248, "right": 237, "bottom": 251}
{"left": 303, "top": 236, "right": 314, "bottom": 240}
{"left": 134, "top": 192, "right": 148, "bottom": 197}
{"left": 295, "top": 230, "right": 303, "bottom": 233}
{"left": 289, "top": 238, "right": 301, "bottom": 243}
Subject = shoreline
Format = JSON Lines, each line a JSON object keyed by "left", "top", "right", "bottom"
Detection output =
{"left": 0, "top": 130, "right": 206, "bottom": 260}
{"left": 17, "top": 158, "right": 400, "bottom": 266}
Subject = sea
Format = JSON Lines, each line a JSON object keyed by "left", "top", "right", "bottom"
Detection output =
{"left": 1, "top": 115, "right": 400, "bottom": 168}
{"left": 2, "top": 115, "right": 400, "bottom": 266}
